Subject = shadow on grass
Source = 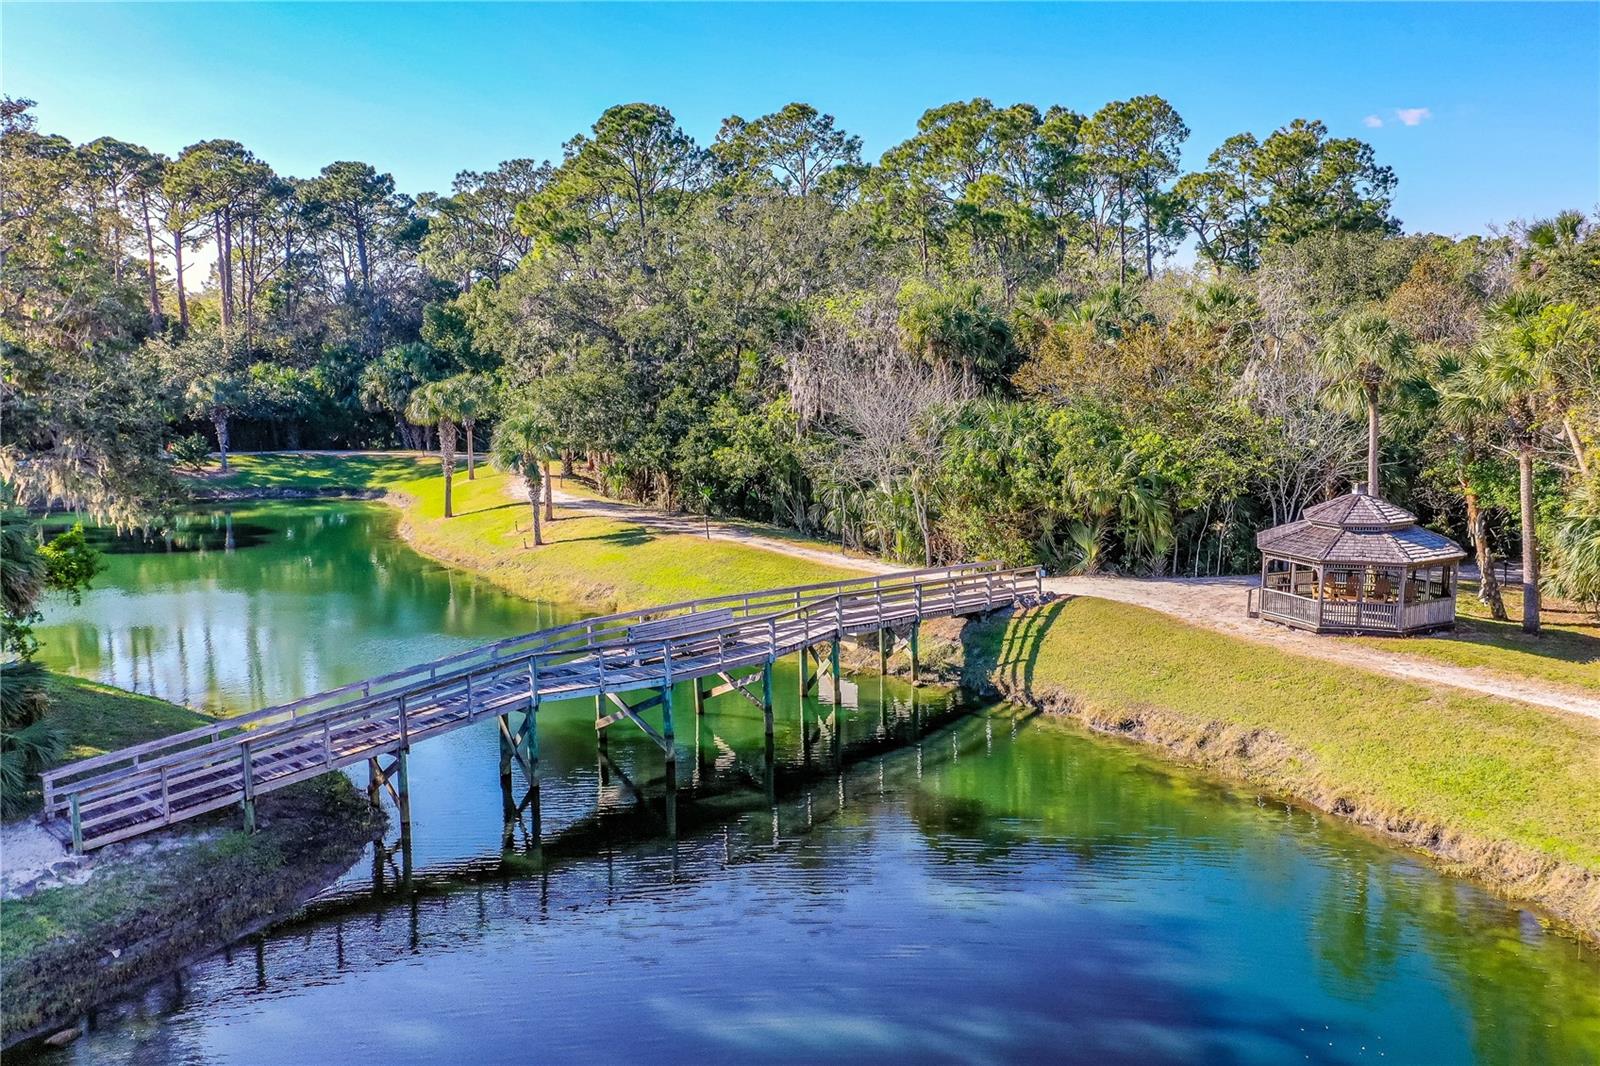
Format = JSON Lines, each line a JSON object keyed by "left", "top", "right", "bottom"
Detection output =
{"left": 1451, "top": 581, "right": 1600, "bottom": 667}
{"left": 962, "top": 598, "right": 1064, "bottom": 697}
{"left": 551, "top": 526, "right": 658, "bottom": 548}
{"left": 1444, "top": 616, "right": 1600, "bottom": 667}
{"left": 200, "top": 453, "right": 432, "bottom": 490}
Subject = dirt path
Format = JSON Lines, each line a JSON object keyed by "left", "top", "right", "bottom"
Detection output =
{"left": 532, "top": 481, "right": 901, "bottom": 575}
{"left": 1048, "top": 574, "right": 1598, "bottom": 719}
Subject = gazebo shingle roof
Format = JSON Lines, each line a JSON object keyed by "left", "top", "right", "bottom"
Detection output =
{"left": 1256, "top": 488, "right": 1465, "bottom": 566}
{"left": 1301, "top": 493, "right": 1416, "bottom": 530}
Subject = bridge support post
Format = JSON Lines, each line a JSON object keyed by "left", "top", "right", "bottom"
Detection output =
{"left": 797, "top": 642, "right": 809, "bottom": 701}
{"left": 762, "top": 662, "right": 774, "bottom": 741}
{"left": 498, "top": 717, "right": 514, "bottom": 810}
{"left": 594, "top": 694, "right": 608, "bottom": 757}
{"left": 829, "top": 638, "right": 842, "bottom": 706}
{"left": 68, "top": 794, "right": 83, "bottom": 855}
{"left": 660, "top": 683, "right": 676, "bottom": 759}
{"left": 240, "top": 744, "right": 256, "bottom": 833}
{"left": 909, "top": 622, "right": 921, "bottom": 686}
{"left": 693, "top": 679, "right": 706, "bottom": 717}
{"left": 394, "top": 749, "right": 411, "bottom": 836}
{"left": 878, "top": 628, "right": 888, "bottom": 675}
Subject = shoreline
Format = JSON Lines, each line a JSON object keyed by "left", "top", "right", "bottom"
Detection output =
{"left": 292, "top": 467, "right": 1600, "bottom": 947}
{"left": 977, "top": 658, "right": 1599, "bottom": 948}
{"left": 163, "top": 462, "right": 1600, "bottom": 947}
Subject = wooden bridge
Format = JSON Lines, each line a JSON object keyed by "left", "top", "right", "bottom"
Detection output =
{"left": 41, "top": 562, "right": 1042, "bottom": 853}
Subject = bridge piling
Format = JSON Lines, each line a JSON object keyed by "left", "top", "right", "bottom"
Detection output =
{"left": 829, "top": 638, "right": 842, "bottom": 706}
{"left": 394, "top": 749, "right": 411, "bottom": 836}
{"left": 240, "top": 744, "right": 256, "bottom": 834}
{"left": 909, "top": 622, "right": 921, "bottom": 685}
{"left": 762, "top": 662, "right": 774, "bottom": 741}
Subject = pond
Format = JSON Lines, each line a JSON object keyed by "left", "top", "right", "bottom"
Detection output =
{"left": 30, "top": 501, "right": 1600, "bottom": 1064}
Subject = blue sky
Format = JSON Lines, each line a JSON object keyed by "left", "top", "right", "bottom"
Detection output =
{"left": 5, "top": 2, "right": 1597, "bottom": 238}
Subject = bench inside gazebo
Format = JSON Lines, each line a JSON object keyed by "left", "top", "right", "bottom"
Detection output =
{"left": 1251, "top": 486, "right": 1466, "bottom": 636}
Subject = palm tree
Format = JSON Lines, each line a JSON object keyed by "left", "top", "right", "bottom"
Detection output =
{"left": 449, "top": 373, "right": 497, "bottom": 481}
{"left": 1435, "top": 349, "right": 1510, "bottom": 620}
{"left": 1319, "top": 311, "right": 1417, "bottom": 495}
{"left": 406, "top": 379, "right": 464, "bottom": 518}
{"left": 185, "top": 372, "right": 249, "bottom": 472}
{"left": 492, "top": 402, "right": 559, "bottom": 546}
{"left": 1548, "top": 479, "right": 1600, "bottom": 618}
{"left": 1467, "top": 293, "right": 1565, "bottom": 633}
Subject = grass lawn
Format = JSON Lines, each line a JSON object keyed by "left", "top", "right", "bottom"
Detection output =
{"left": 1352, "top": 583, "right": 1599, "bottom": 695}
{"left": 970, "top": 596, "right": 1600, "bottom": 879}
{"left": 195, "top": 453, "right": 868, "bottom": 611}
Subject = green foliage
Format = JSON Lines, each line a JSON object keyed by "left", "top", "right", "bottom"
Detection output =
{"left": 4, "top": 92, "right": 1595, "bottom": 603}
{"left": 1548, "top": 481, "right": 1600, "bottom": 615}
{"left": 36, "top": 523, "right": 104, "bottom": 605}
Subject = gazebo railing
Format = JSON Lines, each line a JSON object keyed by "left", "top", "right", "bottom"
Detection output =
{"left": 1320, "top": 600, "right": 1398, "bottom": 631}
{"left": 1261, "top": 589, "right": 1452, "bottom": 633}
{"left": 1402, "top": 598, "right": 1455, "bottom": 630}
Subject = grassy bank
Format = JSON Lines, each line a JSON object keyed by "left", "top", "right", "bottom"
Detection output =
{"left": 1, "top": 675, "right": 382, "bottom": 1047}
{"left": 198, "top": 453, "right": 865, "bottom": 610}
{"left": 1357, "top": 583, "right": 1599, "bottom": 695}
{"left": 198, "top": 452, "right": 1600, "bottom": 938}
{"left": 965, "top": 597, "right": 1600, "bottom": 941}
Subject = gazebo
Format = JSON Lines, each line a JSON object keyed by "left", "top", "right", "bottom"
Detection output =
{"left": 1251, "top": 485, "right": 1466, "bottom": 635}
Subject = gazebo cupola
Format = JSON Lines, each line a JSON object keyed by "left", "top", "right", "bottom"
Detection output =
{"left": 1251, "top": 485, "right": 1466, "bottom": 635}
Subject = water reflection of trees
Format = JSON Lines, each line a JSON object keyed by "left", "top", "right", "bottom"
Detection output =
{"left": 904, "top": 713, "right": 1600, "bottom": 1063}
{"left": 62, "top": 707, "right": 1600, "bottom": 1066}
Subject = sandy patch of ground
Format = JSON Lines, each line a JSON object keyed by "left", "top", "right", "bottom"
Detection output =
{"left": 1, "top": 819, "right": 86, "bottom": 899}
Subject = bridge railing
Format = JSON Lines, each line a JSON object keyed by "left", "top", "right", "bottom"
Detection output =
{"left": 41, "top": 561, "right": 999, "bottom": 810}
{"left": 43, "top": 563, "right": 1044, "bottom": 842}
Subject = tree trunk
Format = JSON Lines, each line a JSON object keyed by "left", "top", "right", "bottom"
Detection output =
{"left": 910, "top": 480, "right": 933, "bottom": 567}
{"left": 1366, "top": 389, "right": 1381, "bottom": 494}
{"left": 1462, "top": 485, "right": 1508, "bottom": 621}
{"left": 464, "top": 419, "right": 476, "bottom": 480}
{"left": 1518, "top": 443, "right": 1539, "bottom": 634}
{"left": 355, "top": 216, "right": 371, "bottom": 290}
{"left": 543, "top": 460, "right": 555, "bottom": 521}
{"left": 1563, "top": 417, "right": 1590, "bottom": 479}
{"left": 139, "top": 198, "right": 164, "bottom": 332}
{"left": 213, "top": 412, "right": 230, "bottom": 472}
{"left": 172, "top": 232, "right": 189, "bottom": 330}
{"left": 440, "top": 419, "right": 457, "bottom": 519}
{"left": 528, "top": 459, "right": 543, "bottom": 546}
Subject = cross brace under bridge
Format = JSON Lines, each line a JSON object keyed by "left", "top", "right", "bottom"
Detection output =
{"left": 41, "top": 562, "right": 1043, "bottom": 852}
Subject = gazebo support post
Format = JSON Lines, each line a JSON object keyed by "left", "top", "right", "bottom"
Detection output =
{"left": 1398, "top": 563, "right": 1409, "bottom": 633}
{"left": 1314, "top": 565, "right": 1325, "bottom": 631}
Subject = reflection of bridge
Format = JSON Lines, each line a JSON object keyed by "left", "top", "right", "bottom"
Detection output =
{"left": 43, "top": 563, "right": 1042, "bottom": 852}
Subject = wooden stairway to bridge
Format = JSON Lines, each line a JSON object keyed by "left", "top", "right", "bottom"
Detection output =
{"left": 41, "top": 562, "right": 1043, "bottom": 852}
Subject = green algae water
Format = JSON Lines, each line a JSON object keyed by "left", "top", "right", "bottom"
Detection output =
{"left": 28, "top": 501, "right": 1600, "bottom": 1065}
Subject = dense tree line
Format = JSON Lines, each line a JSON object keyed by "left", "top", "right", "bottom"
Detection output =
{"left": 3, "top": 94, "right": 1596, "bottom": 634}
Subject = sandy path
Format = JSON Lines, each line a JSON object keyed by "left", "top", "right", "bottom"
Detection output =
{"left": 1048, "top": 574, "right": 1598, "bottom": 719}
{"left": 527, "top": 480, "right": 901, "bottom": 575}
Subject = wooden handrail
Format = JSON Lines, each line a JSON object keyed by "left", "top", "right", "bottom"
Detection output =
{"left": 43, "top": 563, "right": 1042, "bottom": 844}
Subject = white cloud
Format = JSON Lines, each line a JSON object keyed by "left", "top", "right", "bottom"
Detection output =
{"left": 1363, "top": 115, "right": 1384, "bottom": 129}
{"left": 1394, "top": 107, "right": 1432, "bottom": 127}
